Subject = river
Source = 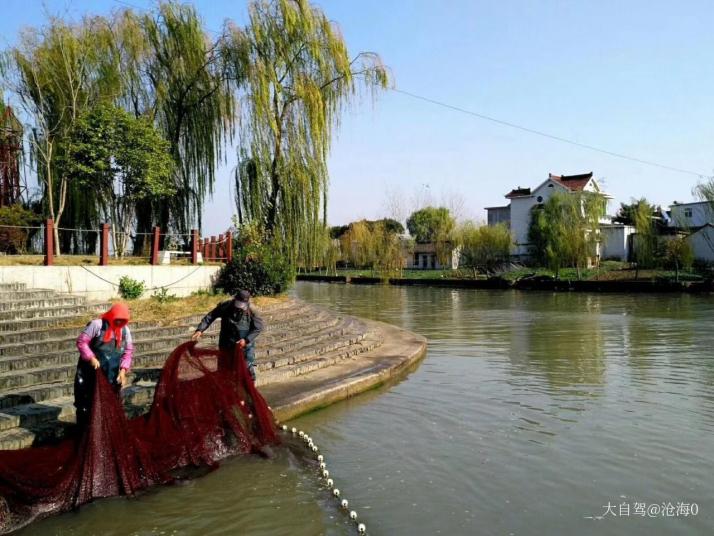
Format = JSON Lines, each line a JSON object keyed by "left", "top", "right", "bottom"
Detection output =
{"left": 23, "top": 282, "right": 714, "bottom": 535}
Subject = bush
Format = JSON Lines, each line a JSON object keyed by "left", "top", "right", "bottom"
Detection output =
{"left": 0, "top": 204, "right": 39, "bottom": 254}
{"left": 152, "top": 287, "right": 177, "bottom": 304}
{"left": 214, "top": 255, "right": 291, "bottom": 296}
{"left": 118, "top": 276, "right": 145, "bottom": 299}
{"left": 213, "top": 224, "right": 292, "bottom": 296}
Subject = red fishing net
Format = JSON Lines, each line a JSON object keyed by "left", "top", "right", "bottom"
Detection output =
{"left": 0, "top": 342, "right": 279, "bottom": 533}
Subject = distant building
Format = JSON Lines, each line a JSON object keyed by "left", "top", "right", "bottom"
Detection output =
{"left": 668, "top": 201, "right": 714, "bottom": 262}
{"left": 669, "top": 201, "right": 714, "bottom": 229}
{"left": 486, "top": 172, "right": 610, "bottom": 258}
{"left": 404, "top": 242, "right": 461, "bottom": 270}
{"left": 685, "top": 224, "right": 714, "bottom": 263}
{"left": 599, "top": 223, "right": 636, "bottom": 261}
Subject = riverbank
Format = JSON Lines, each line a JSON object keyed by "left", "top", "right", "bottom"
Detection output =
{"left": 297, "top": 273, "right": 714, "bottom": 293}
{"left": 263, "top": 318, "right": 427, "bottom": 421}
{"left": 0, "top": 286, "right": 427, "bottom": 449}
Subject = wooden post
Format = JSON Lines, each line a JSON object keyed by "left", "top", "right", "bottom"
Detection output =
{"left": 150, "top": 226, "right": 160, "bottom": 265}
{"left": 209, "top": 236, "right": 217, "bottom": 262}
{"left": 191, "top": 229, "right": 199, "bottom": 264}
{"left": 99, "top": 223, "right": 109, "bottom": 266}
{"left": 226, "top": 231, "right": 233, "bottom": 263}
{"left": 43, "top": 219, "right": 54, "bottom": 266}
{"left": 217, "top": 234, "right": 224, "bottom": 260}
{"left": 202, "top": 238, "right": 209, "bottom": 261}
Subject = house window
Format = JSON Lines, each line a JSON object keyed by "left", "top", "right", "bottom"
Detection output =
{"left": 537, "top": 196, "right": 543, "bottom": 203}
{"left": 684, "top": 208, "right": 693, "bottom": 218}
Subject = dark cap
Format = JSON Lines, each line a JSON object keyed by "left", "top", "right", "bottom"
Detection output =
{"left": 236, "top": 290, "right": 251, "bottom": 304}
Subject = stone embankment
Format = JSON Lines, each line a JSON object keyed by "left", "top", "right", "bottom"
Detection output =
{"left": 297, "top": 273, "right": 714, "bottom": 293}
{"left": 0, "top": 283, "right": 426, "bottom": 449}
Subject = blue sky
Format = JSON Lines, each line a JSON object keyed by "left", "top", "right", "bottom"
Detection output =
{"left": 2, "top": 0, "right": 713, "bottom": 233}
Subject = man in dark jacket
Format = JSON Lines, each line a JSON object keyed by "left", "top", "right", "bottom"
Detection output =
{"left": 191, "top": 290, "right": 264, "bottom": 381}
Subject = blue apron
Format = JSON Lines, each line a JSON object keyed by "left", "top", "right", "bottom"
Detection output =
{"left": 73, "top": 321, "right": 127, "bottom": 428}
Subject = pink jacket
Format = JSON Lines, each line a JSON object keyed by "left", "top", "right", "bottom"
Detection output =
{"left": 76, "top": 319, "right": 134, "bottom": 371}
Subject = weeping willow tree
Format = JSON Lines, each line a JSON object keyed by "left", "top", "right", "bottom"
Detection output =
{"left": 529, "top": 191, "right": 606, "bottom": 279}
{"left": 3, "top": 3, "right": 246, "bottom": 254}
{"left": 235, "top": 0, "right": 390, "bottom": 266}
{"left": 129, "top": 4, "right": 246, "bottom": 241}
{"left": 109, "top": 4, "right": 247, "bottom": 250}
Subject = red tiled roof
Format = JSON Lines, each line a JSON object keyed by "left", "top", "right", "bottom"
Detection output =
{"left": 505, "top": 187, "right": 531, "bottom": 199}
{"left": 548, "top": 172, "right": 593, "bottom": 191}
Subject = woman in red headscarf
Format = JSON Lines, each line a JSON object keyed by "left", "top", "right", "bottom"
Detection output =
{"left": 74, "top": 303, "right": 134, "bottom": 429}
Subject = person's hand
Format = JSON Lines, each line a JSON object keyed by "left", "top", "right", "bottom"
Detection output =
{"left": 191, "top": 331, "right": 203, "bottom": 341}
{"left": 89, "top": 357, "right": 100, "bottom": 370}
{"left": 237, "top": 339, "right": 247, "bottom": 349}
{"left": 118, "top": 369, "right": 127, "bottom": 388}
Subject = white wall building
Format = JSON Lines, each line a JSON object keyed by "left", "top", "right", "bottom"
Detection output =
{"left": 486, "top": 172, "right": 610, "bottom": 258}
{"left": 404, "top": 242, "right": 461, "bottom": 270}
{"left": 668, "top": 201, "right": 714, "bottom": 263}
{"left": 686, "top": 224, "right": 714, "bottom": 262}
{"left": 599, "top": 223, "right": 636, "bottom": 261}
{"left": 669, "top": 201, "right": 714, "bottom": 229}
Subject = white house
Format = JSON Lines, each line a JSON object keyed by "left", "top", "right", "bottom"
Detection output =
{"left": 668, "top": 201, "right": 714, "bottom": 262}
{"left": 486, "top": 172, "right": 610, "bottom": 258}
{"left": 404, "top": 242, "right": 461, "bottom": 270}
{"left": 669, "top": 201, "right": 713, "bottom": 229}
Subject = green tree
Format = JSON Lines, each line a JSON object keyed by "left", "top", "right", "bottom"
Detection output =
{"left": 458, "top": 222, "right": 512, "bottom": 275}
{"left": 234, "top": 0, "right": 389, "bottom": 267}
{"left": 665, "top": 236, "right": 693, "bottom": 282}
{"left": 129, "top": 3, "right": 246, "bottom": 239}
{"left": 406, "top": 206, "right": 456, "bottom": 266}
{"left": 6, "top": 17, "right": 117, "bottom": 254}
{"left": 338, "top": 220, "right": 405, "bottom": 276}
{"left": 61, "top": 105, "right": 174, "bottom": 256}
{"left": 528, "top": 192, "right": 605, "bottom": 279}
{"left": 406, "top": 207, "right": 454, "bottom": 243}
{"left": 632, "top": 198, "right": 658, "bottom": 277}
{"left": 3, "top": 4, "right": 246, "bottom": 252}
{"left": 614, "top": 199, "right": 667, "bottom": 232}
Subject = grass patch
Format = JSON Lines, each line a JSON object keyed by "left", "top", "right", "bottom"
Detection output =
{"left": 58, "top": 292, "right": 288, "bottom": 329}
{"left": 306, "top": 261, "right": 706, "bottom": 283}
{"left": 117, "top": 292, "right": 288, "bottom": 325}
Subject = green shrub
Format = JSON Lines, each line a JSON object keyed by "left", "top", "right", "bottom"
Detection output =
{"left": 118, "top": 276, "right": 145, "bottom": 299}
{"left": 152, "top": 286, "right": 177, "bottom": 303}
{"left": 213, "top": 224, "right": 292, "bottom": 296}
{"left": 0, "top": 204, "right": 39, "bottom": 254}
{"left": 214, "top": 255, "right": 291, "bottom": 296}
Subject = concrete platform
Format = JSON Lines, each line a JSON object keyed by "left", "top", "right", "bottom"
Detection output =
{"left": 263, "top": 319, "right": 427, "bottom": 422}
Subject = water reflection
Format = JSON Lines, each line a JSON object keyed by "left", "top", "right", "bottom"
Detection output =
{"left": 292, "top": 282, "right": 714, "bottom": 535}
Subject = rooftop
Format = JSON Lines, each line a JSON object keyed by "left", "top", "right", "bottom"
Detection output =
{"left": 505, "top": 187, "right": 531, "bottom": 199}
{"left": 548, "top": 172, "right": 594, "bottom": 191}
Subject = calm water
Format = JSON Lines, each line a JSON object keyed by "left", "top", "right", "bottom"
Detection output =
{"left": 24, "top": 283, "right": 714, "bottom": 535}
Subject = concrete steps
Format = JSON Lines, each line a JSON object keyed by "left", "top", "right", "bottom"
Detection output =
{"left": 0, "top": 285, "right": 381, "bottom": 450}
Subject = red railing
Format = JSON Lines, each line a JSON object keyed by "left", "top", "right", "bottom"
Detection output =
{"left": 38, "top": 219, "right": 233, "bottom": 266}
